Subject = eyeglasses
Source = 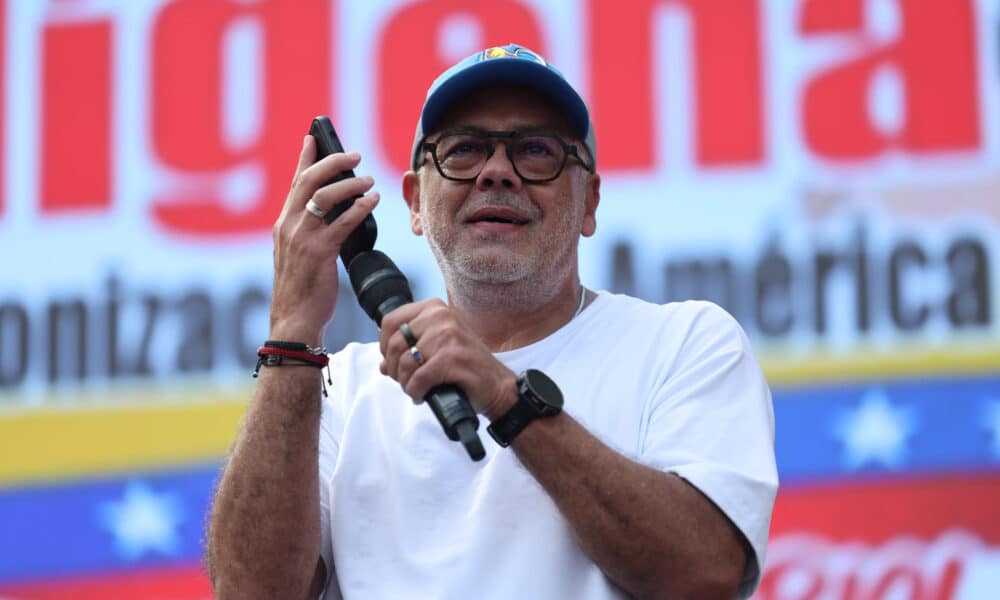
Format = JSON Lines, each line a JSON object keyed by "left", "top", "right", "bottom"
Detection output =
{"left": 421, "top": 128, "right": 595, "bottom": 183}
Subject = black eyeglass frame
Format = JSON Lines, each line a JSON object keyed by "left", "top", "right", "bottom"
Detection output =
{"left": 420, "top": 127, "right": 595, "bottom": 183}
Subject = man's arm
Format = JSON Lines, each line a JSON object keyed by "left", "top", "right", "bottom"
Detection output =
{"left": 206, "top": 367, "right": 327, "bottom": 599}
{"left": 497, "top": 330, "right": 770, "bottom": 599}
{"left": 509, "top": 410, "right": 748, "bottom": 599}
{"left": 205, "top": 136, "right": 380, "bottom": 598}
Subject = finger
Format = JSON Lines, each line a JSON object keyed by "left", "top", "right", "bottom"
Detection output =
{"left": 292, "top": 151, "right": 363, "bottom": 213}
{"left": 301, "top": 151, "right": 361, "bottom": 192}
{"left": 380, "top": 308, "right": 438, "bottom": 389}
{"left": 314, "top": 191, "right": 381, "bottom": 244}
{"left": 380, "top": 327, "right": 407, "bottom": 382}
{"left": 392, "top": 327, "right": 434, "bottom": 405}
{"left": 379, "top": 299, "right": 443, "bottom": 339}
{"left": 384, "top": 316, "right": 429, "bottom": 379}
{"left": 277, "top": 136, "right": 318, "bottom": 222}
{"left": 295, "top": 134, "right": 316, "bottom": 175}
{"left": 313, "top": 148, "right": 362, "bottom": 174}
{"left": 394, "top": 348, "right": 421, "bottom": 401}
{"left": 377, "top": 303, "right": 425, "bottom": 356}
{"left": 403, "top": 351, "right": 445, "bottom": 403}
{"left": 308, "top": 175, "right": 376, "bottom": 215}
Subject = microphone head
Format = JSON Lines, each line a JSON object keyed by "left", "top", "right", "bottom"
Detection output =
{"left": 347, "top": 250, "right": 413, "bottom": 326}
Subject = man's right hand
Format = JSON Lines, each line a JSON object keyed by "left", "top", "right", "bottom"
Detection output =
{"left": 269, "top": 134, "right": 380, "bottom": 345}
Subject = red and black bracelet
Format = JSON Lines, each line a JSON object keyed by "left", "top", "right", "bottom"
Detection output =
{"left": 253, "top": 340, "right": 331, "bottom": 395}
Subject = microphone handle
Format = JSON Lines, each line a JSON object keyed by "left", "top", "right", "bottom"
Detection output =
{"left": 425, "top": 385, "right": 486, "bottom": 460}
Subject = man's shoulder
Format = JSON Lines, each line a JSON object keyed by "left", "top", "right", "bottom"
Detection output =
{"left": 598, "top": 292, "right": 737, "bottom": 328}
{"left": 596, "top": 293, "right": 749, "bottom": 355}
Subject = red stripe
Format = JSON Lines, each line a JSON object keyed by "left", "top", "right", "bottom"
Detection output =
{"left": 0, "top": 564, "right": 212, "bottom": 600}
{"left": 771, "top": 472, "right": 1000, "bottom": 543}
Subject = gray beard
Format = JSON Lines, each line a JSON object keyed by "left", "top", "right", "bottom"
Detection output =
{"left": 422, "top": 189, "right": 582, "bottom": 306}
{"left": 424, "top": 193, "right": 540, "bottom": 285}
{"left": 426, "top": 228, "right": 580, "bottom": 314}
{"left": 430, "top": 233, "right": 533, "bottom": 284}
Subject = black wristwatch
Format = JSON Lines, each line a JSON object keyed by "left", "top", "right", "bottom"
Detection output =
{"left": 487, "top": 369, "right": 563, "bottom": 447}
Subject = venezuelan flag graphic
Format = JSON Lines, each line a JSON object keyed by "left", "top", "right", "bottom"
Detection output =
{"left": 0, "top": 396, "right": 247, "bottom": 598}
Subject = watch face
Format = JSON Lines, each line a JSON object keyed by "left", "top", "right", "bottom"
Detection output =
{"left": 522, "top": 369, "right": 564, "bottom": 411}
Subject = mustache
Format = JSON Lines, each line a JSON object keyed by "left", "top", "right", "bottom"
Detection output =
{"left": 458, "top": 194, "right": 540, "bottom": 220}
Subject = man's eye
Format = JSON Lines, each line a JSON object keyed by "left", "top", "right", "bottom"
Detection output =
{"left": 442, "top": 138, "right": 486, "bottom": 158}
{"left": 451, "top": 142, "right": 482, "bottom": 154}
{"left": 516, "top": 138, "right": 559, "bottom": 157}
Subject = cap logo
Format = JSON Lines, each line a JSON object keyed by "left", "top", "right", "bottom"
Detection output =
{"left": 481, "top": 45, "right": 548, "bottom": 65}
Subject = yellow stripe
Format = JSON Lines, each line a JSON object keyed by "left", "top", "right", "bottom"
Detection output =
{"left": 0, "top": 386, "right": 249, "bottom": 486}
{"left": 761, "top": 344, "right": 1000, "bottom": 387}
{"left": 1, "top": 344, "right": 997, "bottom": 486}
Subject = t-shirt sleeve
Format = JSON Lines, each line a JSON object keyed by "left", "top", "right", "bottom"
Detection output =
{"left": 639, "top": 303, "right": 778, "bottom": 599}
{"left": 317, "top": 345, "right": 364, "bottom": 600}
{"left": 317, "top": 394, "right": 340, "bottom": 599}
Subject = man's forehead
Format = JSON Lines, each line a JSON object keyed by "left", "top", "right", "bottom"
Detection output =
{"left": 432, "top": 85, "right": 574, "bottom": 135}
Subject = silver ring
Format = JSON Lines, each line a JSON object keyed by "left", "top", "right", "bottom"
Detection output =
{"left": 305, "top": 198, "right": 326, "bottom": 219}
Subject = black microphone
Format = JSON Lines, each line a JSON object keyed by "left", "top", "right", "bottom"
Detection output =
{"left": 347, "top": 250, "right": 486, "bottom": 461}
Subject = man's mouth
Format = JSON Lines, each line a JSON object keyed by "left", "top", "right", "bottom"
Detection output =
{"left": 464, "top": 207, "right": 530, "bottom": 226}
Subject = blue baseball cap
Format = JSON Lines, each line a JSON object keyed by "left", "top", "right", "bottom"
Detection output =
{"left": 410, "top": 43, "right": 597, "bottom": 171}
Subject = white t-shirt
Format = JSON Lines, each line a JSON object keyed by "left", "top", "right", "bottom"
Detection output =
{"left": 318, "top": 292, "right": 777, "bottom": 599}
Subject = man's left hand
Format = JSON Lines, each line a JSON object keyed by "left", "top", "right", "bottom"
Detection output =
{"left": 379, "top": 299, "right": 517, "bottom": 419}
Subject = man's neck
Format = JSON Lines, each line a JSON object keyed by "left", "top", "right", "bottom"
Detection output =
{"left": 445, "top": 279, "right": 587, "bottom": 353}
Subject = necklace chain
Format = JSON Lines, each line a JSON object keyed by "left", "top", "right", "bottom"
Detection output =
{"left": 573, "top": 286, "right": 587, "bottom": 319}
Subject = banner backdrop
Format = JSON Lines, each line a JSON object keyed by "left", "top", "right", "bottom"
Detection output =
{"left": 1, "top": 0, "right": 998, "bottom": 597}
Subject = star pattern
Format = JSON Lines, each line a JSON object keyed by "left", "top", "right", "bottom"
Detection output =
{"left": 98, "top": 481, "right": 186, "bottom": 561}
{"left": 835, "top": 389, "right": 917, "bottom": 470}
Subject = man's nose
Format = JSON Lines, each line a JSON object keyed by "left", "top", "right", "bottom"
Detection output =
{"left": 475, "top": 143, "right": 522, "bottom": 191}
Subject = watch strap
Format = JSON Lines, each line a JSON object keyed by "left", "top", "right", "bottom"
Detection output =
{"left": 487, "top": 369, "right": 562, "bottom": 447}
{"left": 487, "top": 396, "right": 538, "bottom": 448}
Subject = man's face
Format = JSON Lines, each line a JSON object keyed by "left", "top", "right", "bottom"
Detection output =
{"left": 404, "top": 86, "right": 599, "bottom": 295}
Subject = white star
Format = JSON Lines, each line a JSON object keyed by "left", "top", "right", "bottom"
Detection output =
{"left": 835, "top": 389, "right": 917, "bottom": 470}
{"left": 985, "top": 399, "right": 1000, "bottom": 459}
{"left": 99, "top": 481, "right": 185, "bottom": 561}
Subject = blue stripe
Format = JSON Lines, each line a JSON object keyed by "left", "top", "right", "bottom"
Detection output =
{"left": 0, "top": 462, "right": 220, "bottom": 583}
{"left": 774, "top": 374, "right": 1000, "bottom": 484}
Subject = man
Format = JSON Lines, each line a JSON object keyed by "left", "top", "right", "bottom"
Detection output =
{"left": 207, "top": 44, "right": 777, "bottom": 599}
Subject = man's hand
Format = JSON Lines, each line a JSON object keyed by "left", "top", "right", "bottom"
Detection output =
{"left": 378, "top": 299, "right": 519, "bottom": 419}
{"left": 269, "top": 135, "right": 380, "bottom": 345}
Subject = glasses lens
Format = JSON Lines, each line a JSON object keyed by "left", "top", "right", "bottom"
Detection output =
{"left": 435, "top": 133, "right": 489, "bottom": 179}
{"left": 511, "top": 135, "right": 565, "bottom": 180}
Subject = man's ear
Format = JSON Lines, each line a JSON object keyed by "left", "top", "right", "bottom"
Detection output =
{"left": 402, "top": 171, "right": 424, "bottom": 236}
{"left": 581, "top": 172, "right": 600, "bottom": 238}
